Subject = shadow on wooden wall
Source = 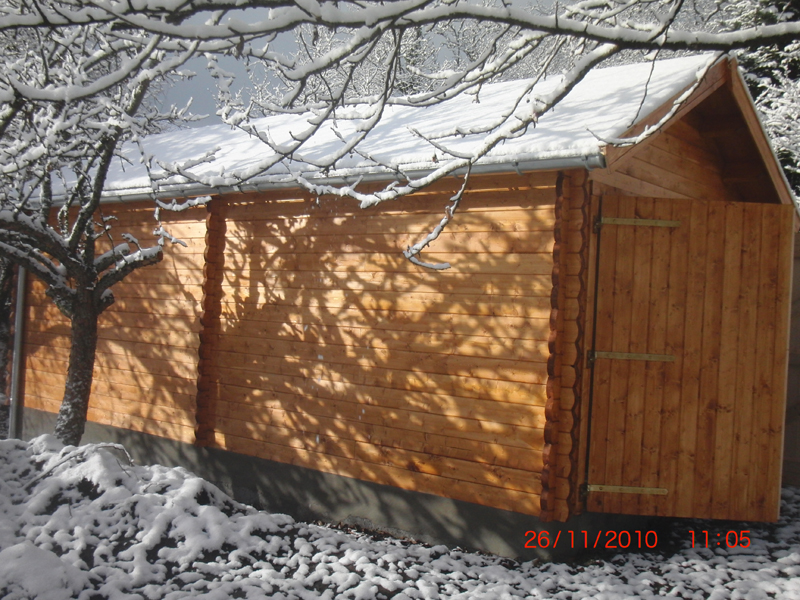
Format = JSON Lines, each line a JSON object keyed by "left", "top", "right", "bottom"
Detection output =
{"left": 21, "top": 203, "right": 208, "bottom": 444}
{"left": 197, "top": 173, "right": 558, "bottom": 520}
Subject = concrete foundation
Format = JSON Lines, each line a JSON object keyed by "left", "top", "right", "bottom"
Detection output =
{"left": 22, "top": 408, "right": 681, "bottom": 561}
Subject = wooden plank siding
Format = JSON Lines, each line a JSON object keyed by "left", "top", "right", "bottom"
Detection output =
{"left": 21, "top": 203, "right": 208, "bottom": 444}
{"left": 195, "top": 172, "right": 561, "bottom": 517}
{"left": 591, "top": 121, "right": 739, "bottom": 203}
{"left": 585, "top": 195, "right": 793, "bottom": 521}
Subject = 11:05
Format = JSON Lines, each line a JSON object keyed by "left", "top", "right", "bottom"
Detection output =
{"left": 690, "top": 530, "right": 751, "bottom": 548}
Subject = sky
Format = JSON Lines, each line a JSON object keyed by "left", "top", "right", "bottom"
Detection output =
{"left": 159, "top": 54, "right": 245, "bottom": 123}
{"left": 157, "top": 7, "right": 293, "bottom": 126}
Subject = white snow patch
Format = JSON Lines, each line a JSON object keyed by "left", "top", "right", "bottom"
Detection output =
{"left": 0, "top": 541, "right": 90, "bottom": 600}
{"left": 4, "top": 434, "right": 800, "bottom": 599}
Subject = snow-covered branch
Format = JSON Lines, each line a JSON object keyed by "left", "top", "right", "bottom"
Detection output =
{"left": 4, "top": 0, "right": 800, "bottom": 52}
{"left": 0, "top": 12, "right": 208, "bottom": 444}
{"left": 403, "top": 169, "right": 470, "bottom": 270}
{"left": 95, "top": 245, "right": 164, "bottom": 301}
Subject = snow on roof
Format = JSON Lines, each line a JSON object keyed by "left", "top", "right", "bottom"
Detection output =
{"left": 104, "top": 53, "right": 718, "bottom": 198}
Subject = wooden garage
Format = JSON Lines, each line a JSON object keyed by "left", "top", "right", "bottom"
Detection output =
{"left": 16, "top": 53, "right": 797, "bottom": 526}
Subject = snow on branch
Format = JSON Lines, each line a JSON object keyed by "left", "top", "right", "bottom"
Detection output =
{"left": 151, "top": 195, "right": 211, "bottom": 247}
{"left": 24, "top": 443, "right": 134, "bottom": 492}
{"left": 96, "top": 244, "right": 164, "bottom": 300}
{"left": 4, "top": 0, "right": 795, "bottom": 288}
{"left": 154, "top": 195, "right": 211, "bottom": 216}
{"left": 403, "top": 168, "right": 470, "bottom": 271}
{"left": 6, "top": 0, "right": 800, "bottom": 52}
{"left": 93, "top": 242, "right": 132, "bottom": 273}
{"left": 0, "top": 11, "right": 209, "bottom": 325}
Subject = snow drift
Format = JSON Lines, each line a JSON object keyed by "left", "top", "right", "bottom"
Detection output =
{"left": 3, "top": 435, "right": 800, "bottom": 599}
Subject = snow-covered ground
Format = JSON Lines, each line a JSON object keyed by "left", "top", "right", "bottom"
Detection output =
{"left": 2, "top": 436, "right": 800, "bottom": 600}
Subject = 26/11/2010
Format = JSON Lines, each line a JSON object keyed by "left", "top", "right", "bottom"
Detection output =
{"left": 690, "top": 530, "right": 752, "bottom": 548}
{"left": 524, "top": 530, "right": 659, "bottom": 549}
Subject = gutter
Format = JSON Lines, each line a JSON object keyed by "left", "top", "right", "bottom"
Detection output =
{"left": 9, "top": 266, "right": 25, "bottom": 439}
{"left": 96, "top": 153, "right": 607, "bottom": 204}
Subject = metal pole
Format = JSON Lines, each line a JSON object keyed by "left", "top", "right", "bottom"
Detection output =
{"left": 9, "top": 267, "right": 26, "bottom": 439}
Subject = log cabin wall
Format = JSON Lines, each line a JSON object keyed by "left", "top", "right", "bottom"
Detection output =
{"left": 194, "top": 172, "right": 562, "bottom": 518}
{"left": 21, "top": 203, "right": 207, "bottom": 443}
{"left": 18, "top": 172, "right": 587, "bottom": 522}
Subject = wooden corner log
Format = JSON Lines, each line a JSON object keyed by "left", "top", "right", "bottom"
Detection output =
{"left": 194, "top": 198, "right": 228, "bottom": 447}
{"left": 540, "top": 174, "right": 569, "bottom": 522}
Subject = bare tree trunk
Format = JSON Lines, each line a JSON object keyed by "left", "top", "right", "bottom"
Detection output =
{"left": 0, "top": 258, "right": 14, "bottom": 405}
{"left": 54, "top": 288, "right": 99, "bottom": 446}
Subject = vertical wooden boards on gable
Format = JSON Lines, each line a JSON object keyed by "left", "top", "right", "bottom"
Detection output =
{"left": 585, "top": 196, "right": 793, "bottom": 521}
{"left": 597, "top": 58, "right": 793, "bottom": 208}
{"left": 202, "top": 173, "right": 559, "bottom": 517}
{"left": 592, "top": 117, "right": 741, "bottom": 204}
{"left": 21, "top": 203, "right": 208, "bottom": 443}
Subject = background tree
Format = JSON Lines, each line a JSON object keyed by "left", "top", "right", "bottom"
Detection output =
{"left": 0, "top": 258, "right": 13, "bottom": 407}
{"left": 730, "top": 0, "right": 800, "bottom": 193}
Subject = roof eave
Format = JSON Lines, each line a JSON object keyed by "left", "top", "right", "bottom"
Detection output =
{"left": 97, "top": 152, "right": 607, "bottom": 204}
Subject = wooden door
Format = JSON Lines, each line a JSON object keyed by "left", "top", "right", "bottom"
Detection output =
{"left": 585, "top": 196, "right": 794, "bottom": 521}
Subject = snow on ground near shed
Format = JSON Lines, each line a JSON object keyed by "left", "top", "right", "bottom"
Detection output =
{"left": 103, "top": 54, "right": 717, "bottom": 195}
{"left": 2, "top": 436, "right": 800, "bottom": 600}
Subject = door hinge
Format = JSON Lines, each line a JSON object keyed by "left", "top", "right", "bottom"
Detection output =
{"left": 585, "top": 484, "right": 668, "bottom": 496}
{"left": 596, "top": 217, "right": 681, "bottom": 229}
{"left": 589, "top": 350, "right": 675, "bottom": 363}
